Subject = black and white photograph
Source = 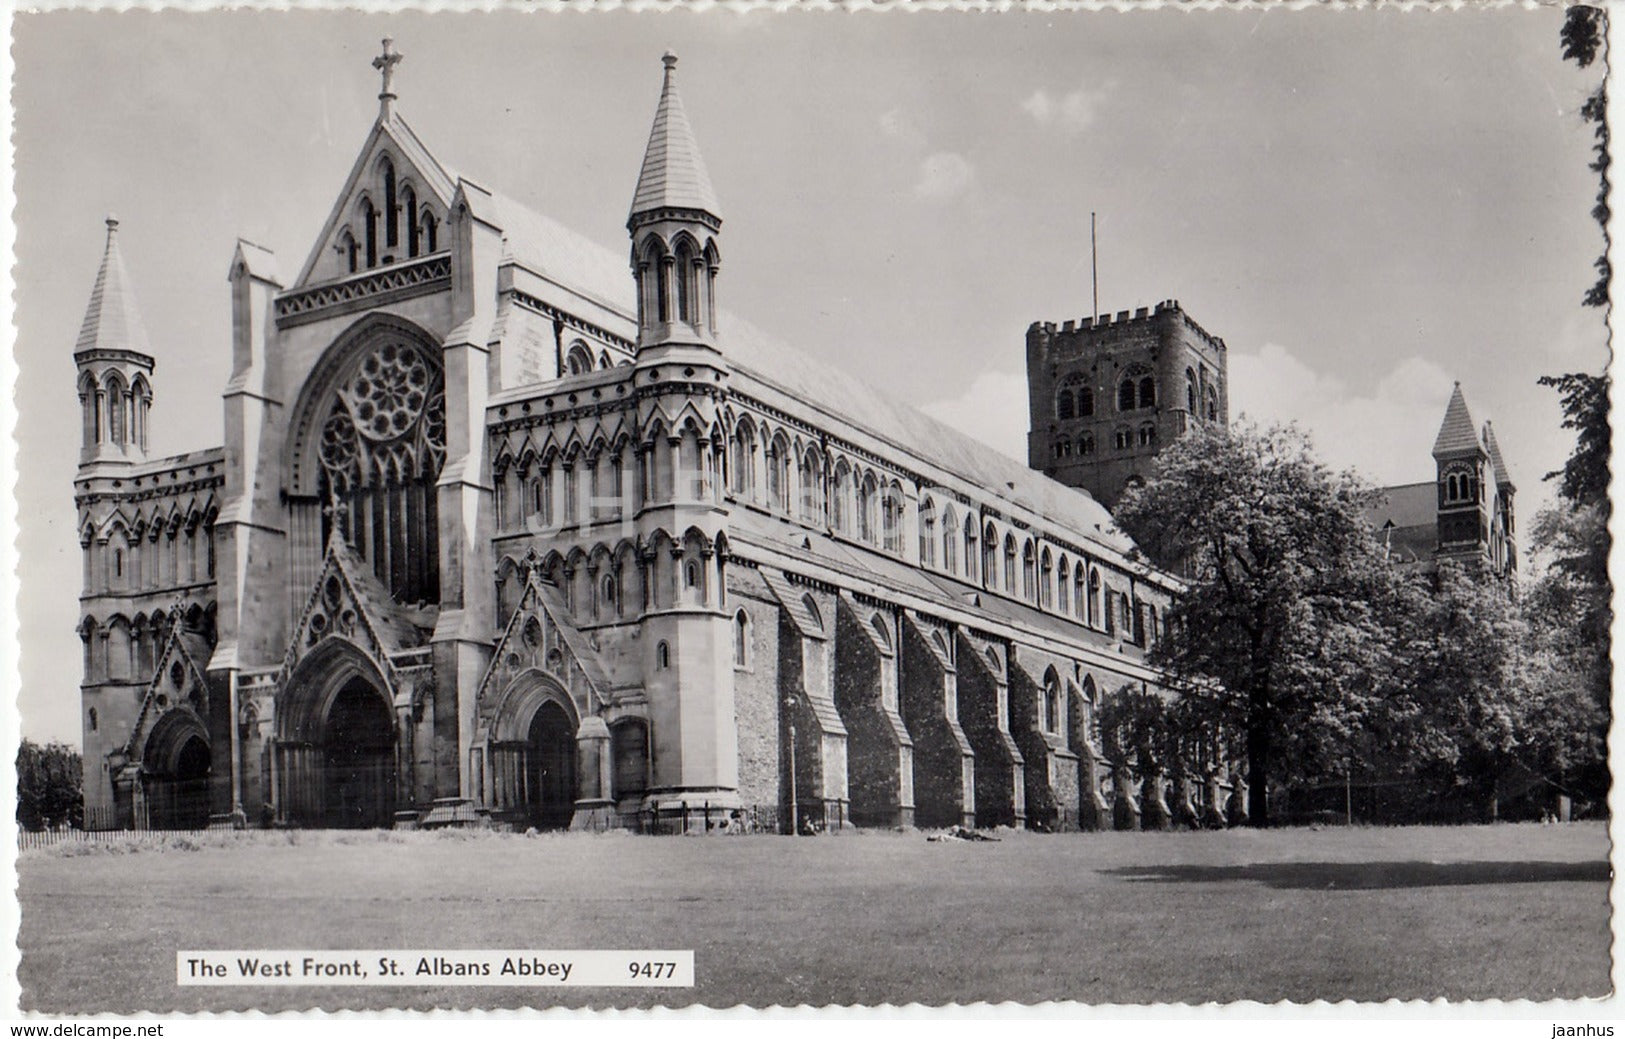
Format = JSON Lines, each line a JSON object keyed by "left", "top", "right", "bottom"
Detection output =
{"left": 5, "top": 2, "right": 1616, "bottom": 1022}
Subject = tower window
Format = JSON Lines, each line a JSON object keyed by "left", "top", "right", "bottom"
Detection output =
{"left": 1079, "top": 432, "right": 1096, "bottom": 457}
{"left": 1138, "top": 423, "right": 1157, "bottom": 447}
{"left": 1056, "top": 390, "right": 1075, "bottom": 421}
{"left": 88, "top": 707, "right": 98, "bottom": 732}
{"left": 1079, "top": 388, "right": 1095, "bottom": 417}
{"left": 656, "top": 641, "right": 670, "bottom": 669}
{"left": 1114, "top": 427, "right": 1132, "bottom": 451}
{"left": 1118, "top": 379, "right": 1137, "bottom": 412}
{"left": 1139, "top": 377, "right": 1156, "bottom": 409}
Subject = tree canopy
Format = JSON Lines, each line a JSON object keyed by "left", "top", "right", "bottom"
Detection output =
{"left": 17, "top": 739, "right": 82, "bottom": 832}
{"left": 1114, "top": 420, "right": 1406, "bottom": 826}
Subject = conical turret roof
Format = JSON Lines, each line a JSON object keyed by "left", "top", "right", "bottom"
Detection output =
{"left": 628, "top": 53, "right": 719, "bottom": 222}
{"left": 75, "top": 216, "right": 152, "bottom": 358}
{"left": 1431, "top": 382, "right": 1483, "bottom": 458}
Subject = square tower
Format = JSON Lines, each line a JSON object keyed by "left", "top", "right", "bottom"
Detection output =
{"left": 1026, "top": 300, "right": 1228, "bottom": 511}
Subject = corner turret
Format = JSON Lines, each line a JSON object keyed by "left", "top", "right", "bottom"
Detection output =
{"left": 75, "top": 216, "right": 155, "bottom": 466}
{"left": 627, "top": 52, "right": 723, "bottom": 353}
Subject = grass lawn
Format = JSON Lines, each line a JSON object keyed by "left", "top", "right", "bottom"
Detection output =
{"left": 16, "top": 821, "right": 1612, "bottom": 1012}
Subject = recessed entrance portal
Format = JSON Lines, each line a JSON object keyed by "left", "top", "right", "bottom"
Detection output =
{"left": 322, "top": 677, "right": 395, "bottom": 829}
{"left": 146, "top": 731, "right": 211, "bottom": 831}
{"left": 526, "top": 700, "right": 577, "bottom": 830}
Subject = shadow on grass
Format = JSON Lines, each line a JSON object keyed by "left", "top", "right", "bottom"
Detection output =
{"left": 1103, "top": 859, "right": 1612, "bottom": 890}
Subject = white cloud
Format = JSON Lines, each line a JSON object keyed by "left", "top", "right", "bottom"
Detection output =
{"left": 921, "top": 369, "right": 1030, "bottom": 462}
{"left": 912, "top": 151, "right": 976, "bottom": 202}
{"left": 1021, "top": 81, "right": 1112, "bottom": 133}
{"left": 1228, "top": 343, "right": 1456, "bottom": 486}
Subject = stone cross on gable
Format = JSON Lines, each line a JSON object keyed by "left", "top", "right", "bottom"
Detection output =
{"left": 373, "top": 38, "right": 403, "bottom": 119}
{"left": 322, "top": 497, "right": 350, "bottom": 531}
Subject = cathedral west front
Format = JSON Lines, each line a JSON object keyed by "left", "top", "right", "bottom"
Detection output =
{"left": 74, "top": 41, "right": 1289, "bottom": 835}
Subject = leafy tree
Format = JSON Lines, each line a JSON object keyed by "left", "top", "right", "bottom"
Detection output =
{"left": 17, "top": 739, "right": 82, "bottom": 831}
{"left": 1387, "top": 562, "right": 1530, "bottom": 819}
{"left": 1114, "top": 421, "right": 1406, "bottom": 826}
{"left": 1536, "top": 372, "right": 1610, "bottom": 512}
{"left": 1561, "top": 4, "right": 1609, "bottom": 306}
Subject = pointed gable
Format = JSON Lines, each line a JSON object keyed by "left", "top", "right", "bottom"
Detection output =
{"left": 473, "top": 564, "right": 613, "bottom": 738}
{"left": 76, "top": 217, "right": 153, "bottom": 359}
{"left": 280, "top": 532, "right": 428, "bottom": 687}
{"left": 122, "top": 614, "right": 212, "bottom": 762}
{"left": 629, "top": 53, "right": 719, "bottom": 221}
{"left": 294, "top": 114, "right": 458, "bottom": 287}
{"left": 1431, "top": 383, "right": 1483, "bottom": 459}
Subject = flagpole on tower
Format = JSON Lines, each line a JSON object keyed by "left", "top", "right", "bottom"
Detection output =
{"left": 1091, "top": 211, "right": 1099, "bottom": 320}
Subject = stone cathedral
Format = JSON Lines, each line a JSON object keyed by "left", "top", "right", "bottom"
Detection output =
{"left": 74, "top": 44, "right": 1194, "bottom": 833}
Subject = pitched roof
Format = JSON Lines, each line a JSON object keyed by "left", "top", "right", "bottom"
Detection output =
{"left": 471, "top": 182, "right": 1130, "bottom": 554}
{"left": 628, "top": 53, "right": 719, "bottom": 220}
{"left": 1482, "top": 421, "right": 1514, "bottom": 491}
{"left": 76, "top": 217, "right": 153, "bottom": 357}
{"left": 1431, "top": 382, "right": 1484, "bottom": 458}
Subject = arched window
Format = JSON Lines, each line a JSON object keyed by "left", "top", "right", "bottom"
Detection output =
{"left": 920, "top": 499, "right": 936, "bottom": 566}
{"left": 1056, "top": 555, "right": 1070, "bottom": 615}
{"left": 105, "top": 375, "right": 126, "bottom": 447}
{"left": 403, "top": 187, "right": 419, "bottom": 257}
{"left": 1138, "top": 377, "right": 1156, "bottom": 409}
{"left": 566, "top": 342, "right": 593, "bottom": 376}
{"left": 656, "top": 641, "right": 671, "bottom": 669}
{"left": 1078, "top": 432, "right": 1096, "bottom": 457}
{"left": 1206, "top": 386, "right": 1218, "bottom": 422}
{"left": 340, "top": 229, "right": 359, "bottom": 274}
{"left": 942, "top": 507, "right": 958, "bottom": 573}
{"left": 1003, "top": 534, "right": 1017, "bottom": 593}
{"left": 1056, "top": 389, "right": 1075, "bottom": 420}
{"left": 734, "top": 610, "right": 750, "bottom": 669}
{"left": 1138, "top": 423, "right": 1157, "bottom": 447}
{"left": 1115, "top": 427, "right": 1132, "bottom": 451}
{"left": 1186, "top": 368, "right": 1198, "bottom": 413}
{"left": 1022, "top": 541, "right": 1036, "bottom": 602}
{"left": 1039, "top": 548, "right": 1053, "bottom": 608}
{"left": 965, "top": 515, "right": 979, "bottom": 582}
{"left": 882, "top": 483, "right": 904, "bottom": 553}
{"left": 382, "top": 158, "right": 398, "bottom": 251}
{"left": 1118, "top": 378, "right": 1137, "bottom": 412}
{"left": 87, "top": 707, "right": 98, "bottom": 732}
{"left": 982, "top": 522, "right": 997, "bottom": 587}
{"left": 1087, "top": 567, "right": 1101, "bottom": 627}
{"left": 422, "top": 212, "right": 438, "bottom": 252}
{"left": 361, "top": 198, "right": 378, "bottom": 267}
{"left": 1043, "top": 670, "right": 1061, "bottom": 733}
{"left": 674, "top": 238, "right": 696, "bottom": 325}
{"left": 1079, "top": 387, "right": 1095, "bottom": 417}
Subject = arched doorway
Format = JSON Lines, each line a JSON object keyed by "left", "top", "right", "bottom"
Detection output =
{"left": 143, "top": 712, "right": 212, "bottom": 830}
{"left": 526, "top": 700, "right": 576, "bottom": 830}
{"left": 322, "top": 677, "right": 396, "bottom": 829}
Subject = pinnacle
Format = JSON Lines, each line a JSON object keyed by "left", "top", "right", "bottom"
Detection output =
{"left": 629, "top": 51, "right": 720, "bottom": 222}
{"left": 75, "top": 217, "right": 153, "bottom": 358}
{"left": 1430, "top": 382, "right": 1483, "bottom": 459}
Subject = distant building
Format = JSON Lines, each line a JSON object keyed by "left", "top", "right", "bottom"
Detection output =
{"left": 1366, "top": 382, "right": 1517, "bottom": 588}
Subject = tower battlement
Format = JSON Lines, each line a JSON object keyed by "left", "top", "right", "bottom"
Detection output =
{"left": 1028, "top": 300, "right": 1226, "bottom": 354}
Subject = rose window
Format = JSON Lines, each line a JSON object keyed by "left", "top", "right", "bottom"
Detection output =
{"left": 346, "top": 341, "right": 430, "bottom": 442}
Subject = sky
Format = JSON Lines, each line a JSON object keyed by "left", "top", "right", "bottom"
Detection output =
{"left": 9, "top": 8, "right": 1609, "bottom": 746}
